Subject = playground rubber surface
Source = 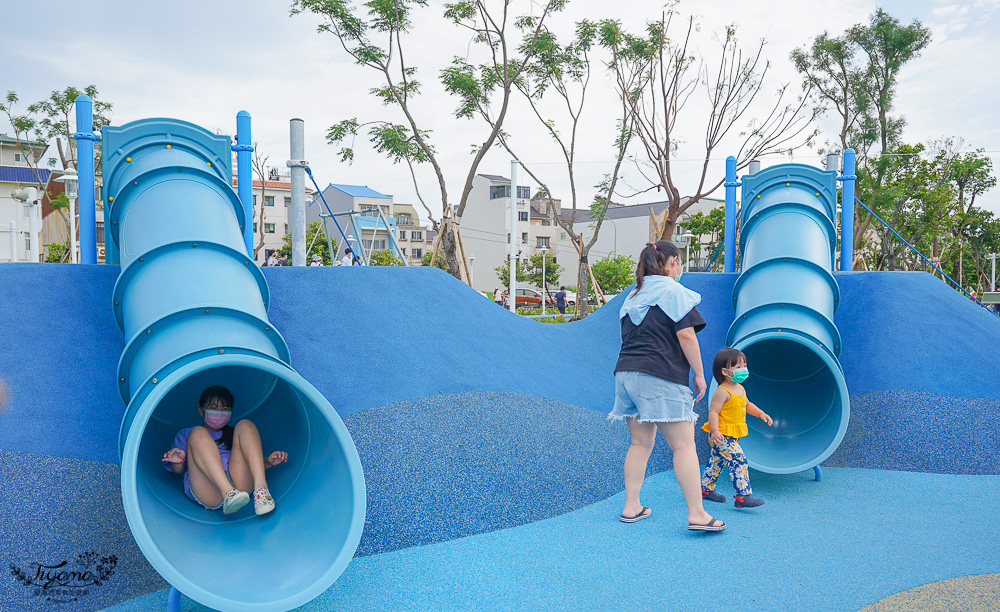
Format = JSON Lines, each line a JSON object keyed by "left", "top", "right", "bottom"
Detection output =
{"left": 2, "top": 266, "right": 999, "bottom": 611}
{"left": 105, "top": 461, "right": 999, "bottom": 611}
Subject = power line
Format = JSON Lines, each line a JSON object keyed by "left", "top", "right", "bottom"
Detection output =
{"left": 519, "top": 150, "right": 1000, "bottom": 165}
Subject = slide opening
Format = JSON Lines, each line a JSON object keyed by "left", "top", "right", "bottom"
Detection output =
{"left": 738, "top": 334, "right": 849, "bottom": 474}
{"left": 122, "top": 357, "right": 363, "bottom": 610}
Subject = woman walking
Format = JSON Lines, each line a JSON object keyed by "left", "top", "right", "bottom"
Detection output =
{"left": 609, "top": 240, "right": 725, "bottom": 531}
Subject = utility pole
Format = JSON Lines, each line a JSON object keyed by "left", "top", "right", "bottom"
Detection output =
{"left": 509, "top": 160, "right": 518, "bottom": 313}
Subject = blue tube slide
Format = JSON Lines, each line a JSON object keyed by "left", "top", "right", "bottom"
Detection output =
{"left": 103, "top": 118, "right": 365, "bottom": 611}
{"left": 727, "top": 164, "right": 850, "bottom": 474}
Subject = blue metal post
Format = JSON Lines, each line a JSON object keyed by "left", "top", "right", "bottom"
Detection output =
{"left": 234, "top": 111, "right": 254, "bottom": 257}
{"left": 166, "top": 586, "right": 181, "bottom": 612}
{"left": 840, "top": 149, "right": 856, "bottom": 271}
{"left": 724, "top": 156, "right": 739, "bottom": 273}
{"left": 74, "top": 95, "right": 98, "bottom": 264}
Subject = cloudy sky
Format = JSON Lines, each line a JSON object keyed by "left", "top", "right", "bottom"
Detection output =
{"left": 3, "top": 0, "right": 998, "bottom": 220}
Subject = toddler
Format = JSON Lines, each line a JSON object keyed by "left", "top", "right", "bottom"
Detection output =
{"left": 700, "top": 348, "right": 772, "bottom": 508}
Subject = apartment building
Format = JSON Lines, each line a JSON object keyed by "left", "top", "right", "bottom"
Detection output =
{"left": 559, "top": 196, "right": 726, "bottom": 287}
{"left": 457, "top": 173, "right": 536, "bottom": 291}
{"left": 236, "top": 169, "right": 315, "bottom": 265}
{"left": 393, "top": 203, "right": 431, "bottom": 264}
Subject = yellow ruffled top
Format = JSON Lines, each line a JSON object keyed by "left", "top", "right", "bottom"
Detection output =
{"left": 701, "top": 384, "right": 748, "bottom": 438}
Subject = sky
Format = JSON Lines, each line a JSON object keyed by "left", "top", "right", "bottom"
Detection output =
{"left": 3, "top": 0, "right": 999, "bottom": 221}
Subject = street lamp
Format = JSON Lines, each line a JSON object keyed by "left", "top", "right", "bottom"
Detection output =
{"left": 540, "top": 245, "right": 549, "bottom": 314}
{"left": 679, "top": 232, "right": 696, "bottom": 272}
{"left": 55, "top": 169, "right": 79, "bottom": 263}
{"left": 469, "top": 254, "right": 476, "bottom": 287}
{"left": 988, "top": 253, "right": 998, "bottom": 290}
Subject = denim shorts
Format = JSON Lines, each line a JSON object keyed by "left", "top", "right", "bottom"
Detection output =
{"left": 609, "top": 371, "right": 697, "bottom": 423}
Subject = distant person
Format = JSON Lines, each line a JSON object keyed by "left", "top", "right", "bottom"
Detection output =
{"left": 610, "top": 240, "right": 724, "bottom": 531}
{"left": 162, "top": 386, "right": 288, "bottom": 515}
{"left": 266, "top": 253, "right": 276, "bottom": 267}
{"left": 277, "top": 253, "right": 290, "bottom": 267}
{"left": 994, "top": 286, "right": 1000, "bottom": 315}
{"left": 340, "top": 248, "right": 355, "bottom": 267}
{"left": 493, "top": 287, "right": 502, "bottom": 306}
{"left": 555, "top": 286, "right": 568, "bottom": 315}
{"left": 700, "top": 347, "right": 772, "bottom": 509}
{"left": 310, "top": 254, "right": 323, "bottom": 267}
{"left": 501, "top": 288, "right": 510, "bottom": 309}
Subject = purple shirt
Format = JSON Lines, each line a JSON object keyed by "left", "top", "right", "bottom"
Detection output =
{"left": 165, "top": 426, "right": 232, "bottom": 496}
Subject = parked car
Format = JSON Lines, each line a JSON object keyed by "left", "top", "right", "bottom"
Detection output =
{"left": 515, "top": 288, "right": 555, "bottom": 306}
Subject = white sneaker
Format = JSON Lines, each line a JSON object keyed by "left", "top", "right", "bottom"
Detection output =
{"left": 222, "top": 489, "right": 250, "bottom": 514}
{"left": 254, "top": 487, "right": 275, "bottom": 516}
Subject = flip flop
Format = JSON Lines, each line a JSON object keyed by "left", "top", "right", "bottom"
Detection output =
{"left": 688, "top": 517, "right": 726, "bottom": 532}
{"left": 619, "top": 506, "right": 652, "bottom": 523}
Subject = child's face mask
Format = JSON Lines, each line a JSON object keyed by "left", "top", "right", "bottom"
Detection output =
{"left": 203, "top": 409, "right": 231, "bottom": 429}
{"left": 729, "top": 368, "right": 749, "bottom": 383}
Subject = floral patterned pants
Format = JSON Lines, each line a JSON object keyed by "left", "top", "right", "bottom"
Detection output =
{"left": 701, "top": 435, "right": 752, "bottom": 496}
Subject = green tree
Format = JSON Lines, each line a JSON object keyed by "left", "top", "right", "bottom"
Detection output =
{"left": 494, "top": 258, "right": 530, "bottom": 287}
{"left": 525, "top": 251, "right": 561, "bottom": 290}
{"left": 957, "top": 207, "right": 1000, "bottom": 292}
{"left": 946, "top": 148, "right": 997, "bottom": 283}
{"left": 291, "top": 0, "right": 566, "bottom": 279}
{"left": 681, "top": 207, "right": 725, "bottom": 270}
{"left": 792, "top": 10, "right": 932, "bottom": 264}
{"left": 2, "top": 86, "right": 114, "bottom": 263}
{"left": 591, "top": 253, "right": 635, "bottom": 294}
{"left": 484, "top": 18, "right": 633, "bottom": 318}
{"left": 27, "top": 85, "right": 113, "bottom": 171}
{"left": 43, "top": 242, "right": 68, "bottom": 263}
{"left": 421, "top": 251, "right": 449, "bottom": 271}
{"left": 369, "top": 249, "right": 404, "bottom": 266}
{"left": 274, "top": 221, "right": 337, "bottom": 265}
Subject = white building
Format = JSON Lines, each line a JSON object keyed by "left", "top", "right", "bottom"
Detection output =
{"left": 0, "top": 134, "right": 50, "bottom": 262}
{"left": 559, "top": 196, "right": 726, "bottom": 286}
{"left": 393, "top": 203, "right": 430, "bottom": 265}
{"left": 458, "top": 173, "right": 536, "bottom": 291}
{"left": 235, "top": 170, "right": 315, "bottom": 265}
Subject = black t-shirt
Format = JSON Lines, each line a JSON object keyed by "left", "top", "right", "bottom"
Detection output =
{"left": 614, "top": 305, "right": 706, "bottom": 385}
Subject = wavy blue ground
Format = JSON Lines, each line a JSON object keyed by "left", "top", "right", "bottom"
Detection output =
{"left": 2, "top": 265, "right": 999, "bottom": 611}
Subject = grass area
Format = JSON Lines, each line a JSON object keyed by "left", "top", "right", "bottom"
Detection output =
{"left": 514, "top": 304, "right": 604, "bottom": 322}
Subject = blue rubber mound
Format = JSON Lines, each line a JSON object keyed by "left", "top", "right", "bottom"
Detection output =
{"left": 826, "top": 389, "right": 1000, "bottom": 474}
{"left": 2, "top": 264, "right": 1000, "bottom": 610}
{"left": 1, "top": 265, "right": 998, "bottom": 467}
{"left": 261, "top": 266, "right": 736, "bottom": 419}
{"left": 835, "top": 271, "right": 1000, "bottom": 398}
{"left": 0, "top": 263, "right": 124, "bottom": 463}
{"left": 345, "top": 391, "right": 673, "bottom": 556}
{"left": 0, "top": 450, "right": 165, "bottom": 611}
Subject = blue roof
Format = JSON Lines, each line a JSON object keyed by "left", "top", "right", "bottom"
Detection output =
{"left": 328, "top": 183, "right": 390, "bottom": 199}
{"left": 0, "top": 166, "right": 51, "bottom": 184}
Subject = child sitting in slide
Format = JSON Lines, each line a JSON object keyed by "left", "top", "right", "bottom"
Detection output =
{"left": 162, "top": 385, "right": 288, "bottom": 515}
{"left": 700, "top": 348, "right": 772, "bottom": 508}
